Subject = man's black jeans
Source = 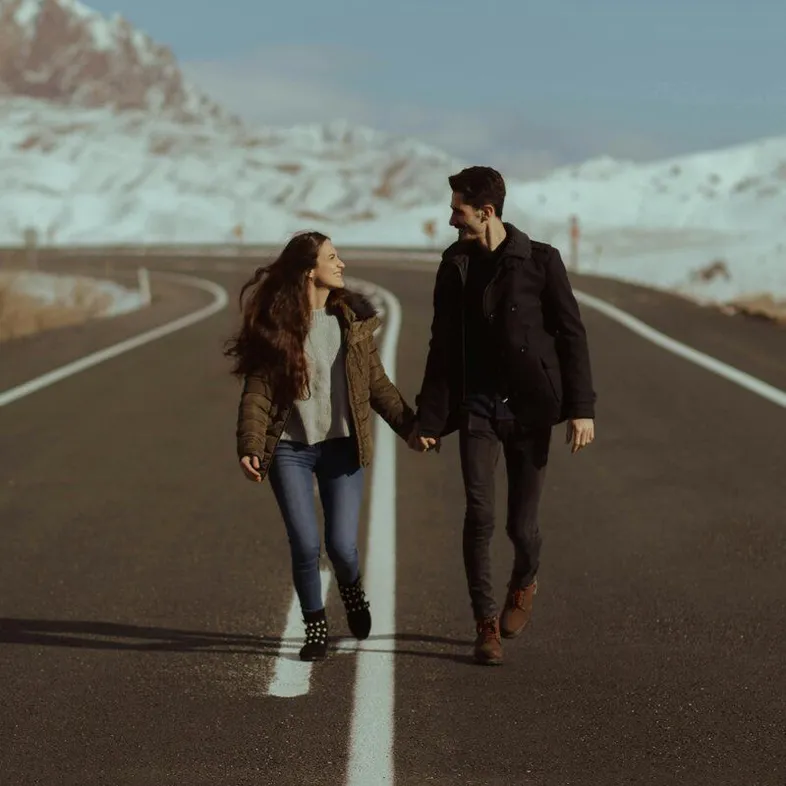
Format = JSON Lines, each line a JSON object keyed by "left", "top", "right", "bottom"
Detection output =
{"left": 458, "top": 410, "right": 552, "bottom": 620}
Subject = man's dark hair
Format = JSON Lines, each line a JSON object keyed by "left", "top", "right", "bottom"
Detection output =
{"left": 448, "top": 166, "right": 506, "bottom": 218}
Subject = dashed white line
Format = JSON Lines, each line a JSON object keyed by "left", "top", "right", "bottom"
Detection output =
{"left": 266, "top": 276, "right": 381, "bottom": 700}
{"left": 268, "top": 568, "right": 336, "bottom": 698}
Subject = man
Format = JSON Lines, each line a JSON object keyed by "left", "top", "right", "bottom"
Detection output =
{"left": 413, "top": 166, "right": 596, "bottom": 666}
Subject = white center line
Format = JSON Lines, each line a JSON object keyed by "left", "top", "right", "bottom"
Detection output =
{"left": 346, "top": 281, "right": 401, "bottom": 786}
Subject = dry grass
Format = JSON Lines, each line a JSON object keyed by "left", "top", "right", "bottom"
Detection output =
{"left": 148, "top": 135, "right": 177, "bottom": 156}
{"left": 0, "top": 275, "right": 112, "bottom": 342}
{"left": 16, "top": 134, "right": 56, "bottom": 153}
{"left": 724, "top": 294, "right": 786, "bottom": 325}
{"left": 239, "top": 137, "right": 275, "bottom": 149}
{"left": 346, "top": 210, "right": 376, "bottom": 221}
{"left": 692, "top": 259, "right": 731, "bottom": 282}
{"left": 373, "top": 159, "right": 408, "bottom": 199}
{"left": 295, "top": 209, "right": 330, "bottom": 221}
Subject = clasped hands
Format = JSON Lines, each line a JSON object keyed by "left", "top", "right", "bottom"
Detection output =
{"left": 407, "top": 418, "right": 595, "bottom": 455}
{"left": 406, "top": 423, "right": 439, "bottom": 453}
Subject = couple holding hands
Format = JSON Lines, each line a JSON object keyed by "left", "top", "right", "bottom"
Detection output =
{"left": 225, "top": 166, "right": 596, "bottom": 665}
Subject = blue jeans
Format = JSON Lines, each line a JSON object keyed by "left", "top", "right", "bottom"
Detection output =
{"left": 268, "top": 436, "right": 365, "bottom": 613}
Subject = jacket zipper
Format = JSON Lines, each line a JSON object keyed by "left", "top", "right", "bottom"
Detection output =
{"left": 482, "top": 256, "right": 509, "bottom": 318}
{"left": 344, "top": 346, "right": 359, "bottom": 444}
{"left": 343, "top": 321, "right": 364, "bottom": 461}
{"left": 264, "top": 402, "right": 293, "bottom": 477}
{"left": 453, "top": 258, "right": 469, "bottom": 401}
{"left": 475, "top": 254, "right": 510, "bottom": 403}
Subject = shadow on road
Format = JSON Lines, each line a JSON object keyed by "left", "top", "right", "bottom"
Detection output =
{"left": 0, "top": 618, "right": 475, "bottom": 663}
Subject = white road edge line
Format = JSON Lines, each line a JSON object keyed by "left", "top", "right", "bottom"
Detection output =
{"left": 0, "top": 271, "right": 229, "bottom": 408}
{"left": 346, "top": 281, "right": 400, "bottom": 786}
{"left": 574, "top": 290, "right": 786, "bottom": 409}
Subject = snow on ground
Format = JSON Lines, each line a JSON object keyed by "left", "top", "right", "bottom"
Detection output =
{"left": 567, "top": 233, "right": 786, "bottom": 306}
{"left": 0, "top": 99, "right": 460, "bottom": 246}
{"left": 0, "top": 97, "right": 784, "bottom": 312}
{"left": 2, "top": 1, "right": 783, "bottom": 321}
{"left": 506, "top": 135, "right": 786, "bottom": 234}
{"left": 0, "top": 269, "right": 148, "bottom": 343}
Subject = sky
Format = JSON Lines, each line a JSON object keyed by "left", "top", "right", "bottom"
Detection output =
{"left": 87, "top": 0, "right": 786, "bottom": 178}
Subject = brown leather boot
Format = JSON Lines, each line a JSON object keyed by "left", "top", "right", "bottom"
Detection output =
{"left": 500, "top": 577, "right": 538, "bottom": 639}
{"left": 474, "top": 616, "right": 503, "bottom": 665}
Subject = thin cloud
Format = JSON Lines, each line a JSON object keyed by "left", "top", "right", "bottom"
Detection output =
{"left": 182, "top": 46, "right": 672, "bottom": 178}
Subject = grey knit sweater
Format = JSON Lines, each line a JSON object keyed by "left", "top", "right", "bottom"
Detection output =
{"left": 281, "top": 307, "right": 353, "bottom": 444}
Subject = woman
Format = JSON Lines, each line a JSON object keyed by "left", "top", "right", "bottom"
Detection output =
{"left": 225, "top": 231, "right": 416, "bottom": 662}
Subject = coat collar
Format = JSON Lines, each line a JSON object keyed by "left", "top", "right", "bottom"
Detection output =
{"left": 442, "top": 222, "right": 533, "bottom": 271}
{"left": 329, "top": 291, "right": 381, "bottom": 344}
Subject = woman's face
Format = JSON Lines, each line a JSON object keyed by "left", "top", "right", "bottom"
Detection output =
{"left": 308, "top": 239, "right": 346, "bottom": 290}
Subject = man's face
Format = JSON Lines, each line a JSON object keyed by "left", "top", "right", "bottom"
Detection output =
{"left": 449, "top": 191, "right": 486, "bottom": 241}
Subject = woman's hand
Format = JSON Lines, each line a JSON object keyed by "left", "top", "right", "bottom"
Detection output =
{"left": 240, "top": 454, "right": 263, "bottom": 482}
{"left": 407, "top": 425, "right": 438, "bottom": 452}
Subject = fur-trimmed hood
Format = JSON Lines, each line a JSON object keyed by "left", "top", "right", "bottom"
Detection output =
{"left": 329, "top": 289, "right": 381, "bottom": 330}
{"left": 330, "top": 289, "right": 378, "bottom": 321}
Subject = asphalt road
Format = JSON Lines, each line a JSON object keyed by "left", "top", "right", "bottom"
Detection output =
{"left": 1, "top": 252, "right": 784, "bottom": 786}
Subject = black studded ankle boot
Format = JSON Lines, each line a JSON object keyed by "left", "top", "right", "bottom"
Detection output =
{"left": 299, "top": 608, "right": 328, "bottom": 661}
{"left": 338, "top": 575, "right": 371, "bottom": 640}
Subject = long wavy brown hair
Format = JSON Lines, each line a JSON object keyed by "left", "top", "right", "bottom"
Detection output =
{"left": 224, "top": 231, "right": 346, "bottom": 402}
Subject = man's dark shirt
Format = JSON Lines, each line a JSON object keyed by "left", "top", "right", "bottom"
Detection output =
{"left": 462, "top": 237, "right": 514, "bottom": 420}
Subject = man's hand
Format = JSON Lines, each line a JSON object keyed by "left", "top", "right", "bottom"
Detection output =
{"left": 566, "top": 418, "right": 594, "bottom": 454}
{"left": 240, "top": 454, "right": 263, "bottom": 481}
{"left": 407, "top": 424, "right": 438, "bottom": 452}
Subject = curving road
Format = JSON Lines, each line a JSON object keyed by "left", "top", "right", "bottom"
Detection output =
{"left": 1, "top": 251, "right": 785, "bottom": 786}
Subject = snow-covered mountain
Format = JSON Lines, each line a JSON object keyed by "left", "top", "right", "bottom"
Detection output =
{"left": 0, "top": 0, "right": 783, "bottom": 306}
{"left": 0, "top": 0, "right": 464, "bottom": 245}
{"left": 508, "top": 138, "right": 786, "bottom": 235}
{"left": 0, "top": 97, "right": 463, "bottom": 244}
{"left": 0, "top": 0, "right": 233, "bottom": 123}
